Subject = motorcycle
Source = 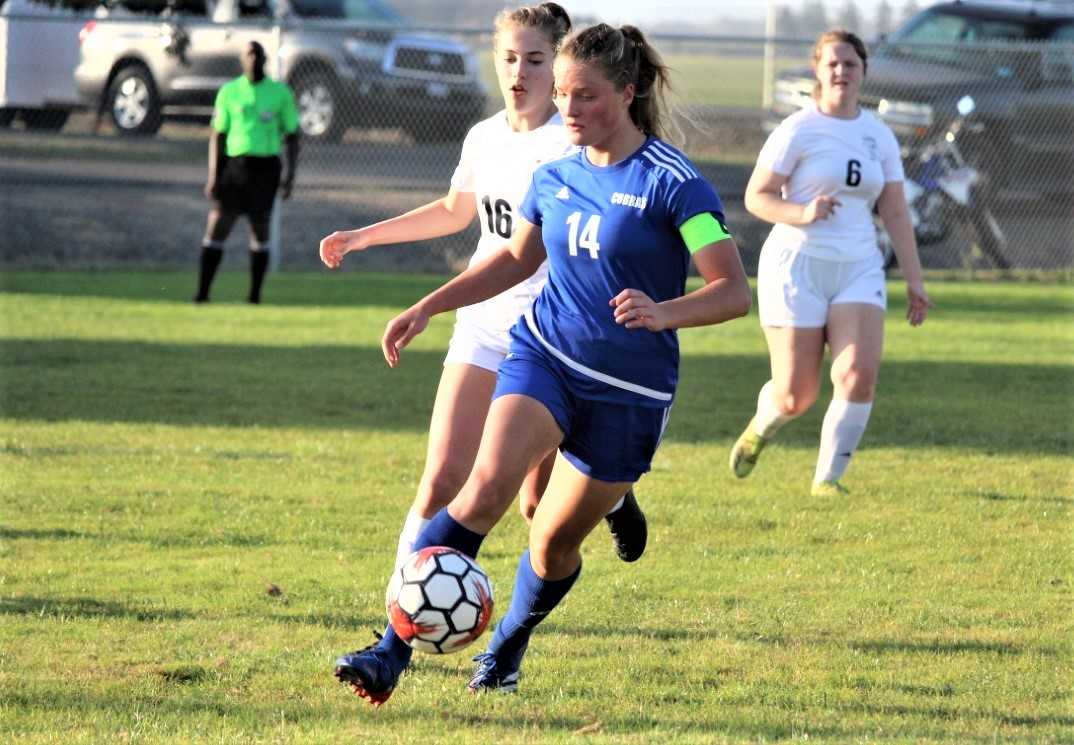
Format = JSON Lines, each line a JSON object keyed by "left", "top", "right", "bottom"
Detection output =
{"left": 878, "top": 95, "right": 1010, "bottom": 270}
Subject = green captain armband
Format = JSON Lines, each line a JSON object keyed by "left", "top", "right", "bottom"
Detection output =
{"left": 680, "top": 212, "right": 732, "bottom": 254}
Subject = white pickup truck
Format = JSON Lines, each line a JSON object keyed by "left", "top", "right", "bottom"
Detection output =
{"left": 0, "top": 0, "right": 87, "bottom": 129}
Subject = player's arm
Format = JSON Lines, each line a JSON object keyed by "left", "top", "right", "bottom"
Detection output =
{"left": 876, "top": 180, "right": 931, "bottom": 326}
{"left": 744, "top": 166, "right": 839, "bottom": 226}
{"left": 381, "top": 219, "right": 546, "bottom": 367}
{"left": 613, "top": 213, "right": 751, "bottom": 331}
{"left": 319, "top": 187, "right": 478, "bottom": 268}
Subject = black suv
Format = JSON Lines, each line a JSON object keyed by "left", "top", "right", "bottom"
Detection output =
{"left": 768, "top": 1, "right": 1074, "bottom": 199}
{"left": 76, "top": 0, "right": 487, "bottom": 142}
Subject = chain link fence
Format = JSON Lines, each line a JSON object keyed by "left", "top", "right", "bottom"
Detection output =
{"left": 1, "top": 12, "right": 1071, "bottom": 276}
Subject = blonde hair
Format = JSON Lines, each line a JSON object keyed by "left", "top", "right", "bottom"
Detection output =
{"left": 493, "top": 3, "right": 572, "bottom": 52}
{"left": 559, "top": 23, "right": 673, "bottom": 140}
{"left": 812, "top": 28, "right": 869, "bottom": 99}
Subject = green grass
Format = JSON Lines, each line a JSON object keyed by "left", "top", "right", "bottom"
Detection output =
{"left": 479, "top": 49, "right": 799, "bottom": 110}
{"left": 2, "top": 271, "right": 1072, "bottom": 744}
{"left": 477, "top": 50, "right": 807, "bottom": 110}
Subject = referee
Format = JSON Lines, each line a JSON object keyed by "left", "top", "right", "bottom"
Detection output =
{"left": 194, "top": 40, "right": 299, "bottom": 304}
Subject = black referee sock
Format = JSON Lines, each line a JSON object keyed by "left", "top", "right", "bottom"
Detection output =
{"left": 195, "top": 246, "right": 223, "bottom": 302}
{"left": 248, "top": 250, "right": 269, "bottom": 304}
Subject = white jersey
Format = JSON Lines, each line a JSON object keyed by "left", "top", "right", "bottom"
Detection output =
{"left": 449, "top": 110, "right": 577, "bottom": 353}
{"left": 758, "top": 102, "right": 904, "bottom": 262}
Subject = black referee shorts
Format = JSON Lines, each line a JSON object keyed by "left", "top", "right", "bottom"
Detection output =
{"left": 214, "top": 155, "right": 282, "bottom": 217}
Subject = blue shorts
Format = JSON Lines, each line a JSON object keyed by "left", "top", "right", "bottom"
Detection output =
{"left": 493, "top": 342, "right": 672, "bottom": 483}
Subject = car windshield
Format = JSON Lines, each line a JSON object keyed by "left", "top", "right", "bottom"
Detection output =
{"left": 893, "top": 9, "right": 1031, "bottom": 44}
{"left": 1052, "top": 22, "right": 1074, "bottom": 42}
{"left": 283, "top": 0, "right": 400, "bottom": 21}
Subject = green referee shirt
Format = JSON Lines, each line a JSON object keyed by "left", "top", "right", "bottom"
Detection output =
{"left": 212, "top": 76, "right": 299, "bottom": 157}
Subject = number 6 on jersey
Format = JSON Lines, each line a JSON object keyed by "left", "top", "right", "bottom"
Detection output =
{"left": 565, "top": 211, "right": 601, "bottom": 260}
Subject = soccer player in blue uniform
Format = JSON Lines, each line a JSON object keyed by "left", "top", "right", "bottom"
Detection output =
{"left": 334, "top": 22, "right": 751, "bottom": 705}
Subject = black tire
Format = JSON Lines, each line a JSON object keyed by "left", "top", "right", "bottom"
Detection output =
{"left": 22, "top": 110, "right": 70, "bottom": 131}
{"left": 106, "top": 65, "right": 161, "bottom": 136}
{"left": 969, "top": 205, "right": 1011, "bottom": 270}
{"left": 0, "top": 109, "right": 15, "bottom": 128}
{"left": 876, "top": 225, "right": 898, "bottom": 270}
{"left": 292, "top": 70, "right": 344, "bottom": 143}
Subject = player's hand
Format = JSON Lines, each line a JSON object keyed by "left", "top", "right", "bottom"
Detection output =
{"left": 800, "top": 195, "right": 840, "bottom": 224}
{"left": 382, "top": 304, "right": 430, "bottom": 367}
{"left": 318, "top": 230, "right": 368, "bottom": 269}
{"left": 280, "top": 177, "right": 294, "bottom": 201}
{"left": 610, "top": 288, "right": 669, "bottom": 332}
{"left": 203, "top": 180, "right": 219, "bottom": 200}
{"left": 906, "top": 281, "right": 932, "bottom": 326}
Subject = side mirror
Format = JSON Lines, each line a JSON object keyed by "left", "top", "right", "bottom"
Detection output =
{"left": 956, "top": 95, "right": 975, "bottom": 117}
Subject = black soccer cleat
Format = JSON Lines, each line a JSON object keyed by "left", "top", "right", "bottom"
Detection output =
{"left": 604, "top": 488, "right": 647, "bottom": 562}
{"left": 468, "top": 651, "right": 520, "bottom": 693}
{"left": 333, "top": 633, "right": 400, "bottom": 707}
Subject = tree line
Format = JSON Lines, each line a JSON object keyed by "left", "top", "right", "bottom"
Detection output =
{"left": 773, "top": 1, "right": 922, "bottom": 40}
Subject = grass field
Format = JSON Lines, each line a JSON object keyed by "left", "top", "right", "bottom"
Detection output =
{"left": 1, "top": 271, "right": 1072, "bottom": 744}
{"left": 476, "top": 50, "right": 806, "bottom": 111}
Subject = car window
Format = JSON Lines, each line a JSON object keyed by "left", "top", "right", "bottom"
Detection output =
{"left": 285, "top": 0, "right": 399, "bottom": 22}
{"left": 964, "top": 19, "right": 1031, "bottom": 42}
{"left": 897, "top": 10, "right": 969, "bottom": 43}
{"left": 108, "top": 0, "right": 208, "bottom": 15}
{"left": 238, "top": 0, "right": 269, "bottom": 17}
{"left": 898, "top": 10, "right": 1031, "bottom": 43}
{"left": 1041, "top": 23, "right": 1074, "bottom": 83}
{"left": 1051, "top": 23, "right": 1074, "bottom": 42}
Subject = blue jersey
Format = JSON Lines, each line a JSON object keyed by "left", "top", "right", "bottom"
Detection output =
{"left": 518, "top": 136, "right": 726, "bottom": 407}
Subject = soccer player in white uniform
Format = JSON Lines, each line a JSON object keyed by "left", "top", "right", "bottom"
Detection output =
{"left": 333, "top": 22, "right": 751, "bottom": 705}
{"left": 729, "top": 29, "right": 932, "bottom": 496}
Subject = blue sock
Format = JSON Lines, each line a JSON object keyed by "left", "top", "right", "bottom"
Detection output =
{"left": 412, "top": 508, "right": 486, "bottom": 557}
{"left": 487, "top": 550, "right": 581, "bottom": 670}
{"left": 378, "top": 508, "right": 487, "bottom": 672}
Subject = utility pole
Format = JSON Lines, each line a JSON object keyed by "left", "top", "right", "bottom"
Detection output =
{"left": 763, "top": 0, "right": 776, "bottom": 110}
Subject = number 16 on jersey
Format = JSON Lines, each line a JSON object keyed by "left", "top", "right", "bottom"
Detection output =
{"left": 565, "top": 212, "right": 601, "bottom": 260}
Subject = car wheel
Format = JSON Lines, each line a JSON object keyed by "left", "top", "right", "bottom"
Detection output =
{"left": 107, "top": 65, "right": 161, "bottom": 136}
{"left": 22, "top": 110, "right": 70, "bottom": 131}
{"left": 293, "top": 70, "right": 344, "bottom": 143}
{"left": 0, "top": 109, "right": 15, "bottom": 128}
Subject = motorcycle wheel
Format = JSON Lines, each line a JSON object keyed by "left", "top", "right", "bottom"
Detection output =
{"left": 968, "top": 206, "right": 1010, "bottom": 270}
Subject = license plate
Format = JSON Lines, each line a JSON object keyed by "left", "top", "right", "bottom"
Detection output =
{"left": 426, "top": 82, "right": 449, "bottom": 98}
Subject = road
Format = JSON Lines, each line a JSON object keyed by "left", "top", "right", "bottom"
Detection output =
{"left": 1, "top": 117, "right": 1069, "bottom": 274}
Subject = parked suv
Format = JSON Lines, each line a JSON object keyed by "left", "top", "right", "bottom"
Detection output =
{"left": 767, "top": 0, "right": 1074, "bottom": 199}
{"left": 75, "top": 0, "right": 486, "bottom": 142}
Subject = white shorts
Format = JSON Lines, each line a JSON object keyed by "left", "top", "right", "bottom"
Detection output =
{"left": 444, "top": 319, "right": 509, "bottom": 373}
{"left": 758, "top": 248, "right": 887, "bottom": 328}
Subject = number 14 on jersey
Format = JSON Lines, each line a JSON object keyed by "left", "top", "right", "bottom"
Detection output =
{"left": 565, "top": 212, "right": 601, "bottom": 260}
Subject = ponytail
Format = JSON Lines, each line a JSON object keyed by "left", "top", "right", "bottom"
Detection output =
{"left": 560, "top": 23, "right": 673, "bottom": 139}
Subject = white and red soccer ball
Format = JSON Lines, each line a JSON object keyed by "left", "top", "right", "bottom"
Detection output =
{"left": 386, "top": 546, "right": 494, "bottom": 654}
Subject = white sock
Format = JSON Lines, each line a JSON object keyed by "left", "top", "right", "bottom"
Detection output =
{"left": 814, "top": 399, "right": 873, "bottom": 484}
{"left": 394, "top": 509, "right": 431, "bottom": 571}
{"left": 605, "top": 495, "right": 626, "bottom": 515}
{"left": 753, "top": 380, "right": 797, "bottom": 439}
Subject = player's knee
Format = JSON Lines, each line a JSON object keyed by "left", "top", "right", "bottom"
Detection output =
{"left": 774, "top": 387, "right": 817, "bottom": 417}
{"left": 527, "top": 531, "right": 577, "bottom": 578}
{"left": 415, "top": 465, "right": 469, "bottom": 512}
{"left": 452, "top": 470, "right": 518, "bottom": 528}
{"left": 831, "top": 362, "right": 878, "bottom": 399}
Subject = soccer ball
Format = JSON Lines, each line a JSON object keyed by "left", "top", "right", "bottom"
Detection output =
{"left": 386, "top": 546, "right": 494, "bottom": 654}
